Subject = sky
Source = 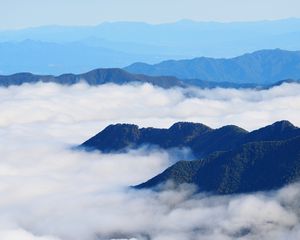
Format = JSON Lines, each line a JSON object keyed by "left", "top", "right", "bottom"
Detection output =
{"left": 0, "top": 0, "right": 300, "bottom": 29}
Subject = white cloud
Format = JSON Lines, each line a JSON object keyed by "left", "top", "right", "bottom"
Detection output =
{"left": 0, "top": 82, "right": 299, "bottom": 138}
{"left": 0, "top": 229, "right": 60, "bottom": 240}
{"left": 0, "top": 82, "right": 300, "bottom": 240}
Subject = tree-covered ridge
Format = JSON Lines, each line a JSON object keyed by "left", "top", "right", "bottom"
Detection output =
{"left": 137, "top": 136, "right": 300, "bottom": 194}
{"left": 81, "top": 120, "right": 300, "bottom": 194}
{"left": 81, "top": 120, "right": 300, "bottom": 158}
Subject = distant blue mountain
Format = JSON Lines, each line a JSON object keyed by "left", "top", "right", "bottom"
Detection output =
{"left": 0, "top": 67, "right": 298, "bottom": 89}
{"left": 125, "top": 49, "right": 300, "bottom": 84}
{"left": 1, "top": 19, "right": 300, "bottom": 57}
{"left": 1, "top": 19, "right": 300, "bottom": 74}
{"left": 0, "top": 68, "right": 183, "bottom": 88}
{"left": 0, "top": 40, "right": 170, "bottom": 75}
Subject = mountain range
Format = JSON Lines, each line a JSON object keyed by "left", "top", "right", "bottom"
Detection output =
{"left": 80, "top": 120, "right": 300, "bottom": 194}
{"left": 0, "top": 68, "right": 183, "bottom": 88}
{"left": 125, "top": 49, "right": 300, "bottom": 84}
{"left": 0, "top": 40, "right": 170, "bottom": 75}
{"left": 0, "top": 66, "right": 299, "bottom": 89}
{"left": 1, "top": 18, "right": 300, "bottom": 74}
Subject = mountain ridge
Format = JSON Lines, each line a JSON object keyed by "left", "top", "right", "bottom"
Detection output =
{"left": 1, "top": 18, "right": 300, "bottom": 74}
{"left": 136, "top": 136, "right": 300, "bottom": 194}
{"left": 80, "top": 120, "right": 300, "bottom": 158}
{"left": 1, "top": 66, "right": 300, "bottom": 89}
{"left": 80, "top": 120, "right": 300, "bottom": 194}
{"left": 125, "top": 49, "right": 300, "bottom": 84}
{"left": 0, "top": 68, "right": 183, "bottom": 88}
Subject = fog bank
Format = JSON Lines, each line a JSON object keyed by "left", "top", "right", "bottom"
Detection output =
{"left": 0, "top": 82, "right": 300, "bottom": 239}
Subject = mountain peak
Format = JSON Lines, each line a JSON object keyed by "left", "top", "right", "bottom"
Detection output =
{"left": 271, "top": 120, "right": 296, "bottom": 129}
{"left": 104, "top": 123, "right": 139, "bottom": 130}
{"left": 81, "top": 123, "right": 140, "bottom": 152}
{"left": 260, "top": 120, "right": 297, "bottom": 133}
{"left": 245, "top": 120, "right": 299, "bottom": 143}
{"left": 217, "top": 125, "right": 248, "bottom": 133}
{"left": 169, "top": 122, "right": 211, "bottom": 132}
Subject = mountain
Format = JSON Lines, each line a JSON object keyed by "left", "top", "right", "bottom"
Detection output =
{"left": 244, "top": 120, "right": 300, "bottom": 142}
{"left": 1, "top": 67, "right": 299, "bottom": 89}
{"left": 80, "top": 120, "right": 300, "bottom": 158}
{"left": 0, "top": 68, "right": 183, "bottom": 88}
{"left": 1, "top": 19, "right": 300, "bottom": 74}
{"left": 1, "top": 19, "right": 300, "bottom": 57}
{"left": 80, "top": 121, "right": 300, "bottom": 194}
{"left": 125, "top": 49, "right": 300, "bottom": 84}
{"left": 81, "top": 122, "right": 212, "bottom": 153}
{"left": 0, "top": 40, "right": 170, "bottom": 75}
{"left": 137, "top": 136, "right": 300, "bottom": 194}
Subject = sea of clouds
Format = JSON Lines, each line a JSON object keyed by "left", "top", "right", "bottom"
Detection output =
{"left": 0, "top": 82, "right": 300, "bottom": 240}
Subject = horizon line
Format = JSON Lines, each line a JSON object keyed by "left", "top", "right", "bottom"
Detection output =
{"left": 0, "top": 17, "right": 299, "bottom": 31}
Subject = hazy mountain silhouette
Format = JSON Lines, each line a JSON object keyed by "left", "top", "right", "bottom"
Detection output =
{"left": 1, "top": 19, "right": 300, "bottom": 74}
{"left": 125, "top": 49, "right": 300, "bottom": 84}
{"left": 0, "top": 40, "right": 171, "bottom": 75}
{"left": 1, "top": 67, "right": 299, "bottom": 89}
{"left": 0, "top": 68, "right": 183, "bottom": 88}
{"left": 1, "top": 18, "right": 300, "bottom": 57}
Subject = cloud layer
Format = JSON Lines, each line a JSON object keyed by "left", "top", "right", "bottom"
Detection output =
{"left": 0, "top": 82, "right": 300, "bottom": 240}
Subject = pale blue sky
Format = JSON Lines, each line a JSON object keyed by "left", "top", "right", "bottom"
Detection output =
{"left": 0, "top": 0, "right": 300, "bottom": 29}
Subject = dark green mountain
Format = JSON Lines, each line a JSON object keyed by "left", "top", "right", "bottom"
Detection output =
{"left": 81, "top": 121, "right": 300, "bottom": 158}
{"left": 136, "top": 136, "right": 300, "bottom": 194}
{"left": 0, "top": 68, "right": 183, "bottom": 88}
{"left": 81, "top": 122, "right": 212, "bottom": 154}
{"left": 81, "top": 120, "right": 300, "bottom": 194}
{"left": 125, "top": 49, "right": 300, "bottom": 84}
